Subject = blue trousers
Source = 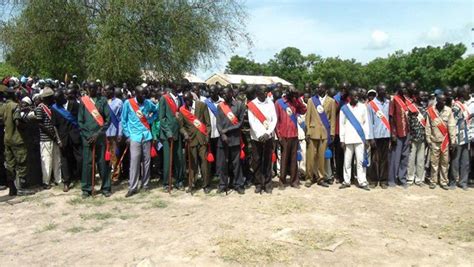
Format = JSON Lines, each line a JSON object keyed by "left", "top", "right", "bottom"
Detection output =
{"left": 388, "top": 136, "right": 410, "bottom": 186}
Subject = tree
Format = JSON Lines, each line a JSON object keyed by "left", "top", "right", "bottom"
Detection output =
{"left": 225, "top": 55, "right": 268, "bottom": 75}
{"left": 443, "top": 55, "right": 474, "bottom": 87}
{"left": 0, "top": 62, "right": 20, "bottom": 78}
{"left": 1, "top": 0, "right": 250, "bottom": 83}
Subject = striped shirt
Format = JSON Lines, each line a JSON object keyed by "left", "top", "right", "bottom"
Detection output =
{"left": 35, "top": 104, "right": 55, "bottom": 142}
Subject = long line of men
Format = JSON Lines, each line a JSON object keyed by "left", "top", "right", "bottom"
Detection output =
{"left": 0, "top": 76, "right": 473, "bottom": 197}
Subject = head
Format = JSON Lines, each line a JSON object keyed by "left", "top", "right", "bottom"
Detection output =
{"left": 273, "top": 88, "right": 282, "bottom": 101}
{"left": 367, "top": 90, "right": 377, "bottom": 101}
{"left": 348, "top": 89, "right": 359, "bottom": 106}
{"left": 397, "top": 82, "right": 407, "bottom": 96}
{"left": 419, "top": 91, "right": 429, "bottom": 105}
{"left": 222, "top": 86, "right": 234, "bottom": 103}
{"left": 303, "top": 93, "right": 310, "bottom": 104}
{"left": 436, "top": 94, "right": 446, "bottom": 109}
{"left": 183, "top": 91, "right": 194, "bottom": 107}
{"left": 54, "top": 89, "right": 67, "bottom": 106}
{"left": 89, "top": 82, "right": 98, "bottom": 97}
{"left": 408, "top": 82, "right": 417, "bottom": 97}
{"left": 66, "top": 84, "right": 76, "bottom": 101}
{"left": 327, "top": 87, "right": 337, "bottom": 98}
{"left": 134, "top": 86, "right": 146, "bottom": 104}
{"left": 340, "top": 81, "right": 351, "bottom": 94}
{"left": 255, "top": 85, "right": 267, "bottom": 102}
{"left": 246, "top": 86, "right": 256, "bottom": 102}
{"left": 317, "top": 82, "right": 327, "bottom": 96}
{"left": 105, "top": 84, "right": 115, "bottom": 99}
{"left": 209, "top": 85, "right": 220, "bottom": 101}
{"left": 376, "top": 83, "right": 387, "bottom": 99}
{"left": 115, "top": 87, "right": 123, "bottom": 99}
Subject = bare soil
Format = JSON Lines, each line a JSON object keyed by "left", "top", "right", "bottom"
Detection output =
{"left": 0, "top": 179, "right": 473, "bottom": 266}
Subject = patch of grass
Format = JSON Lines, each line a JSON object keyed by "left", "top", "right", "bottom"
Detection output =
{"left": 292, "top": 230, "right": 338, "bottom": 250}
{"left": 260, "top": 197, "right": 311, "bottom": 215}
{"left": 35, "top": 222, "right": 58, "bottom": 234}
{"left": 67, "top": 197, "right": 106, "bottom": 207}
{"left": 91, "top": 226, "right": 104, "bottom": 233}
{"left": 41, "top": 201, "right": 55, "bottom": 208}
{"left": 113, "top": 197, "right": 145, "bottom": 204}
{"left": 65, "top": 226, "right": 86, "bottom": 234}
{"left": 216, "top": 237, "right": 292, "bottom": 264}
{"left": 119, "top": 214, "right": 134, "bottom": 220}
{"left": 80, "top": 212, "right": 114, "bottom": 221}
{"left": 23, "top": 195, "right": 44, "bottom": 202}
{"left": 440, "top": 217, "right": 474, "bottom": 242}
{"left": 142, "top": 199, "right": 168, "bottom": 210}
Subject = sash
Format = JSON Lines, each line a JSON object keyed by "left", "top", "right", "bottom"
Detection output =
{"left": 129, "top": 98, "right": 150, "bottom": 130}
{"left": 219, "top": 102, "right": 238, "bottom": 125}
{"left": 341, "top": 105, "right": 369, "bottom": 166}
{"left": 247, "top": 101, "right": 269, "bottom": 129}
{"left": 311, "top": 96, "right": 332, "bottom": 144}
{"left": 108, "top": 103, "right": 120, "bottom": 134}
{"left": 454, "top": 100, "right": 470, "bottom": 144}
{"left": 427, "top": 106, "right": 449, "bottom": 153}
{"left": 179, "top": 106, "right": 207, "bottom": 135}
{"left": 204, "top": 98, "right": 218, "bottom": 116}
{"left": 163, "top": 94, "right": 178, "bottom": 115}
{"left": 52, "top": 103, "right": 78, "bottom": 128}
{"left": 276, "top": 98, "right": 303, "bottom": 161}
{"left": 406, "top": 99, "right": 427, "bottom": 127}
{"left": 81, "top": 96, "right": 104, "bottom": 127}
{"left": 39, "top": 103, "right": 52, "bottom": 120}
{"left": 368, "top": 100, "right": 390, "bottom": 131}
{"left": 393, "top": 95, "right": 407, "bottom": 112}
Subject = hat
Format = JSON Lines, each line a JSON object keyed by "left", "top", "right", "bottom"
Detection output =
{"left": 0, "top": 84, "right": 6, "bottom": 93}
{"left": 32, "top": 94, "right": 40, "bottom": 101}
{"left": 367, "top": 89, "right": 377, "bottom": 96}
{"left": 434, "top": 89, "right": 443, "bottom": 96}
{"left": 21, "top": 96, "right": 32, "bottom": 105}
{"left": 41, "top": 87, "right": 54, "bottom": 98}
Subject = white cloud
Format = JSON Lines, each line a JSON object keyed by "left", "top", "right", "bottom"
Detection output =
{"left": 426, "top": 26, "right": 443, "bottom": 41}
{"left": 367, "top": 30, "right": 390, "bottom": 50}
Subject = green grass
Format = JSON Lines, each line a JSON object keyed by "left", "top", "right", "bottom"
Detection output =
{"left": 118, "top": 214, "right": 134, "bottom": 220}
{"left": 67, "top": 197, "right": 106, "bottom": 207}
{"left": 440, "top": 217, "right": 474, "bottom": 242}
{"left": 216, "top": 237, "right": 292, "bottom": 264}
{"left": 292, "top": 230, "right": 338, "bottom": 250}
{"left": 80, "top": 212, "right": 114, "bottom": 221}
{"left": 35, "top": 222, "right": 58, "bottom": 234}
{"left": 65, "top": 226, "right": 86, "bottom": 234}
{"left": 41, "top": 201, "right": 55, "bottom": 207}
{"left": 142, "top": 199, "right": 168, "bottom": 210}
{"left": 91, "top": 226, "right": 104, "bottom": 233}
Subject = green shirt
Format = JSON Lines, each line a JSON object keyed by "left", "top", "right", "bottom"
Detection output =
{"left": 78, "top": 96, "right": 111, "bottom": 140}
{"left": 0, "top": 100, "right": 24, "bottom": 145}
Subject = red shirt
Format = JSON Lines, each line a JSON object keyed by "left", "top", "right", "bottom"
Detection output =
{"left": 275, "top": 96, "right": 307, "bottom": 138}
{"left": 389, "top": 95, "right": 410, "bottom": 138}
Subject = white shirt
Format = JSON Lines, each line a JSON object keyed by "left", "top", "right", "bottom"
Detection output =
{"left": 169, "top": 92, "right": 179, "bottom": 106}
{"left": 207, "top": 97, "right": 224, "bottom": 138}
{"left": 466, "top": 96, "right": 474, "bottom": 141}
{"left": 297, "top": 101, "right": 308, "bottom": 140}
{"left": 248, "top": 97, "right": 277, "bottom": 141}
{"left": 339, "top": 103, "right": 370, "bottom": 145}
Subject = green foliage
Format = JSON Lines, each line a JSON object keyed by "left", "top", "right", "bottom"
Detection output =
{"left": 226, "top": 43, "right": 470, "bottom": 92}
{"left": 1, "top": 0, "right": 249, "bottom": 83}
{"left": 0, "top": 62, "right": 20, "bottom": 78}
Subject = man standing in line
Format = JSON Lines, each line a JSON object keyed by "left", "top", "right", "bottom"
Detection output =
{"left": 425, "top": 94, "right": 456, "bottom": 190}
{"left": 178, "top": 91, "right": 211, "bottom": 193}
{"left": 465, "top": 85, "right": 474, "bottom": 187}
{"left": 339, "top": 89, "right": 370, "bottom": 191}
{"left": 275, "top": 87, "right": 307, "bottom": 189}
{"left": 406, "top": 90, "right": 428, "bottom": 186}
{"left": 203, "top": 85, "right": 224, "bottom": 178}
{"left": 35, "top": 87, "right": 62, "bottom": 189}
{"left": 105, "top": 85, "right": 123, "bottom": 184}
{"left": 216, "top": 87, "right": 246, "bottom": 194}
{"left": 248, "top": 85, "right": 277, "bottom": 194}
{"left": 78, "top": 82, "right": 111, "bottom": 198}
{"left": 366, "top": 84, "right": 391, "bottom": 189}
{"left": 51, "top": 89, "right": 82, "bottom": 192}
{"left": 304, "top": 82, "right": 336, "bottom": 188}
{"left": 388, "top": 82, "right": 410, "bottom": 188}
{"left": 159, "top": 83, "right": 185, "bottom": 191}
{"left": 121, "top": 86, "right": 158, "bottom": 197}
{"left": 450, "top": 86, "right": 471, "bottom": 190}
{"left": 333, "top": 82, "right": 350, "bottom": 183}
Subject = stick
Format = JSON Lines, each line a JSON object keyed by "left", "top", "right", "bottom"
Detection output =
{"left": 116, "top": 144, "right": 129, "bottom": 168}
{"left": 91, "top": 143, "right": 96, "bottom": 196}
{"left": 186, "top": 141, "right": 193, "bottom": 195}
{"left": 168, "top": 139, "right": 174, "bottom": 194}
{"left": 224, "top": 142, "right": 229, "bottom": 195}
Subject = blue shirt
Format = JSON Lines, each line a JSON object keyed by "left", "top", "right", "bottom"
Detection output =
{"left": 367, "top": 97, "right": 391, "bottom": 139}
{"left": 121, "top": 98, "right": 158, "bottom": 142}
{"left": 106, "top": 98, "right": 123, "bottom": 137}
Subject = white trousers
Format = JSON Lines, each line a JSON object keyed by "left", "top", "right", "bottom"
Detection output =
{"left": 343, "top": 143, "right": 367, "bottom": 186}
{"left": 40, "top": 141, "right": 62, "bottom": 184}
{"left": 298, "top": 139, "right": 306, "bottom": 171}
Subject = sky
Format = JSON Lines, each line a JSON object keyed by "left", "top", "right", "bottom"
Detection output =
{"left": 196, "top": 0, "right": 474, "bottom": 80}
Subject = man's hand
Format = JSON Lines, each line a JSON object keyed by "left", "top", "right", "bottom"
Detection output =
{"left": 340, "top": 142, "right": 346, "bottom": 151}
{"left": 183, "top": 133, "right": 191, "bottom": 141}
{"left": 364, "top": 142, "right": 369, "bottom": 150}
{"left": 391, "top": 135, "right": 397, "bottom": 144}
{"left": 88, "top": 133, "right": 98, "bottom": 145}
{"left": 57, "top": 140, "right": 63, "bottom": 149}
{"left": 262, "top": 133, "right": 270, "bottom": 141}
{"left": 305, "top": 136, "right": 311, "bottom": 143}
{"left": 117, "top": 136, "right": 122, "bottom": 143}
{"left": 450, "top": 144, "right": 456, "bottom": 152}
{"left": 221, "top": 134, "right": 229, "bottom": 144}
{"left": 126, "top": 138, "right": 131, "bottom": 145}
{"left": 221, "top": 128, "right": 228, "bottom": 135}
{"left": 370, "top": 140, "right": 376, "bottom": 149}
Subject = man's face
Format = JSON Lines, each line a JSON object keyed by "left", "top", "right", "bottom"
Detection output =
{"left": 55, "top": 92, "right": 67, "bottom": 106}
{"left": 256, "top": 89, "right": 266, "bottom": 102}
{"left": 317, "top": 84, "right": 326, "bottom": 96}
{"left": 223, "top": 89, "right": 233, "bottom": 103}
{"left": 437, "top": 95, "right": 446, "bottom": 108}
{"left": 136, "top": 89, "right": 145, "bottom": 103}
{"left": 184, "top": 95, "right": 193, "bottom": 107}
{"left": 303, "top": 93, "right": 310, "bottom": 103}
{"left": 378, "top": 86, "right": 386, "bottom": 98}
{"left": 399, "top": 83, "right": 407, "bottom": 96}
{"left": 419, "top": 92, "right": 428, "bottom": 103}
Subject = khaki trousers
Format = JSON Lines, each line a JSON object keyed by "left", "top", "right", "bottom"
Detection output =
{"left": 306, "top": 138, "right": 327, "bottom": 182}
{"left": 429, "top": 142, "right": 449, "bottom": 186}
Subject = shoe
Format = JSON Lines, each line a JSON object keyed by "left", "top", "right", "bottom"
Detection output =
{"left": 0, "top": 185, "right": 7, "bottom": 191}
{"left": 449, "top": 185, "right": 456, "bottom": 190}
{"left": 163, "top": 186, "right": 170, "bottom": 192}
{"left": 401, "top": 183, "right": 408, "bottom": 189}
{"left": 125, "top": 190, "right": 136, "bottom": 198}
{"left": 255, "top": 186, "right": 262, "bottom": 194}
{"left": 216, "top": 188, "right": 225, "bottom": 194}
{"left": 339, "top": 183, "right": 351, "bottom": 189}
{"left": 440, "top": 185, "right": 449, "bottom": 190}
{"left": 244, "top": 183, "right": 252, "bottom": 189}
{"left": 429, "top": 183, "right": 436, "bottom": 189}
{"left": 461, "top": 186, "right": 468, "bottom": 191}
{"left": 278, "top": 183, "right": 286, "bottom": 190}
{"left": 369, "top": 184, "right": 376, "bottom": 189}
{"left": 317, "top": 181, "right": 330, "bottom": 188}
{"left": 380, "top": 183, "right": 388, "bottom": 189}
{"left": 203, "top": 187, "right": 211, "bottom": 194}
{"left": 82, "top": 191, "right": 91, "bottom": 198}
{"left": 291, "top": 183, "right": 300, "bottom": 189}
{"left": 264, "top": 187, "right": 272, "bottom": 194}
{"left": 327, "top": 179, "right": 334, "bottom": 185}
{"left": 236, "top": 187, "right": 245, "bottom": 195}
{"left": 142, "top": 187, "right": 150, "bottom": 192}
{"left": 17, "top": 189, "right": 35, "bottom": 196}
{"left": 63, "top": 184, "right": 70, "bottom": 192}
{"left": 42, "top": 184, "right": 52, "bottom": 190}
{"left": 8, "top": 186, "right": 17, "bottom": 196}
{"left": 186, "top": 186, "right": 194, "bottom": 193}
{"left": 360, "top": 185, "right": 370, "bottom": 191}
{"left": 415, "top": 182, "right": 424, "bottom": 187}
{"left": 176, "top": 183, "right": 185, "bottom": 191}
{"left": 102, "top": 191, "right": 112, "bottom": 197}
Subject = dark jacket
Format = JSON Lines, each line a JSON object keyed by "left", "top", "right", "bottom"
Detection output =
{"left": 216, "top": 100, "right": 245, "bottom": 147}
{"left": 51, "top": 101, "right": 81, "bottom": 146}
{"left": 178, "top": 101, "right": 211, "bottom": 147}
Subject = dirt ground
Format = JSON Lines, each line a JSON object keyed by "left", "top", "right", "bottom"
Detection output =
{"left": 0, "top": 178, "right": 473, "bottom": 267}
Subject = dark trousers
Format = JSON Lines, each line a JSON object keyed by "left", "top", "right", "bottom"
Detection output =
{"left": 450, "top": 143, "right": 470, "bottom": 187}
{"left": 242, "top": 132, "right": 254, "bottom": 185}
{"left": 279, "top": 137, "right": 299, "bottom": 186}
{"left": 470, "top": 143, "right": 474, "bottom": 185}
{"left": 368, "top": 138, "right": 390, "bottom": 185}
{"left": 217, "top": 144, "right": 243, "bottom": 189}
{"left": 251, "top": 139, "right": 273, "bottom": 190}
{"left": 162, "top": 137, "right": 184, "bottom": 187}
{"left": 0, "top": 126, "right": 6, "bottom": 186}
{"left": 61, "top": 141, "right": 82, "bottom": 186}
{"left": 209, "top": 137, "right": 219, "bottom": 177}
{"left": 187, "top": 143, "right": 210, "bottom": 188}
{"left": 388, "top": 136, "right": 410, "bottom": 186}
{"left": 334, "top": 135, "right": 344, "bottom": 182}
{"left": 81, "top": 137, "right": 111, "bottom": 194}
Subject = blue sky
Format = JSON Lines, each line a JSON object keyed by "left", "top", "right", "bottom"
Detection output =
{"left": 196, "top": 0, "right": 473, "bottom": 79}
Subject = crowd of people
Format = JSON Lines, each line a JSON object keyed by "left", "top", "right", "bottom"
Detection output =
{"left": 0, "top": 75, "right": 473, "bottom": 198}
